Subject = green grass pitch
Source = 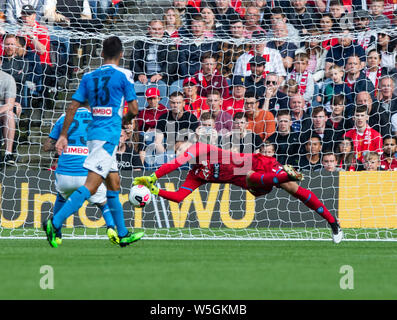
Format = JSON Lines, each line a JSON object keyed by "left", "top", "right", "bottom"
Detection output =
{"left": 1, "top": 235, "right": 397, "bottom": 300}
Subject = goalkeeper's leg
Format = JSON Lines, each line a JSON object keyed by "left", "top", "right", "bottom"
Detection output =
{"left": 281, "top": 181, "right": 343, "bottom": 243}
{"left": 246, "top": 165, "right": 303, "bottom": 189}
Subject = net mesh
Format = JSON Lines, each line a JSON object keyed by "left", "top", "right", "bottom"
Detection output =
{"left": 0, "top": 0, "right": 397, "bottom": 240}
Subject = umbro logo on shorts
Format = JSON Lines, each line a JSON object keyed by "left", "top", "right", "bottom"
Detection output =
{"left": 96, "top": 165, "right": 103, "bottom": 172}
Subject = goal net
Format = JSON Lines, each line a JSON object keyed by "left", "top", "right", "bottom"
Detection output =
{"left": 0, "top": 0, "right": 397, "bottom": 241}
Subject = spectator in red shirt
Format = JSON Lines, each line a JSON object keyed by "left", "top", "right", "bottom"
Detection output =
{"left": 183, "top": 76, "right": 209, "bottom": 119}
{"left": 344, "top": 104, "right": 383, "bottom": 163}
{"left": 195, "top": 52, "right": 230, "bottom": 99}
{"left": 222, "top": 76, "right": 246, "bottom": 117}
{"left": 20, "top": 3, "right": 58, "bottom": 111}
{"left": 20, "top": 5, "right": 51, "bottom": 67}
{"left": 137, "top": 87, "right": 168, "bottom": 132}
{"left": 380, "top": 135, "right": 397, "bottom": 170}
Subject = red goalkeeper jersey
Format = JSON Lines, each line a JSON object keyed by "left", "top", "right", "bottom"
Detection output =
{"left": 155, "top": 142, "right": 280, "bottom": 190}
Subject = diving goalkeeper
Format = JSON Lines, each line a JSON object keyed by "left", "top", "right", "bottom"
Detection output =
{"left": 134, "top": 141, "right": 343, "bottom": 244}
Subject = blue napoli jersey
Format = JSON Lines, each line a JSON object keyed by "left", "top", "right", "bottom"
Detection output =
{"left": 72, "top": 64, "right": 136, "bottom": 145}
{"left": 49, "top": 108, "right": 92, "bottom": 176}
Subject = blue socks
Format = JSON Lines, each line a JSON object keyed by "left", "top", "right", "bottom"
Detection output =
{"left": 98, "top": 203, "right": 115, "bottom": 229}
{"left": 106, "top": 190, "right": 128, "bottom": 237}
{"left": 52, "top": 186, "right": 91, "bottom": 230}
{"left": 53, "top": 193, "right": 66, "bottom": 216}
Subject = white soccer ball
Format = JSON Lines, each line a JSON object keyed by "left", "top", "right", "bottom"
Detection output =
{"left": 129, "top": 185, "right": 152, "bottom": 208}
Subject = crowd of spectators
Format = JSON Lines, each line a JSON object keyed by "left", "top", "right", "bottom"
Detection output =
{"left": 0, "top": 0, "right": 397, "bottom": 172}
{"left": 122, "top": 0, "right": 397, "bottom": 173}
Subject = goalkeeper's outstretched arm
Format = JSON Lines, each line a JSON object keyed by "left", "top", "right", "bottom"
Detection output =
{"left": 157, "top": 174, "right": 204, "bottom": 203}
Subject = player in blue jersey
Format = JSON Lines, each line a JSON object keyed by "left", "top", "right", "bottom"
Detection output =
{"left": 43, "top": 36, "right": 144, "bottom": 248}
{"left": 43, "top": 106, "right": 120, "bottom": 246}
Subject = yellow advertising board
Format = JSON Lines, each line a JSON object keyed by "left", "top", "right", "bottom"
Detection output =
{"left": 339, "top": 171, "right": 397, "bottom": 228}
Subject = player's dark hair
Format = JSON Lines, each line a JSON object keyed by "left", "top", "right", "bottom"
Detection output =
{"left": 312, "top": 106, "right": 327, "bottom": 117}
{"left": 276, "top": 109, "right": 291, "bottom": 118}
{"left": 200, "top": 112, "right": 213, "bottom": 122}
{"left": 17, "top": 35, "right": 26, "bottom": 48}
{"left": 329, "top": 0, "right": 343, "bottom": 6}
{"left": 331, "top": 94, "right": 346, "bottom": 106}
{"left": 322, "top": 151, "right": 336, "bottom": 159}
{"left": 355, "top": 104, "right": 368, "bottom": 114}
{"left": 308, "top": 133, "right": 322, "bottom": 143}
{"left": 383, "top": 135, "right": 397, "bottom": 144}
{"left": 270, "top": 7, "right": 285, "bottom": 17}
{"left": 263, "top": 140, "right": 276, "bottom": 151}
{"left": 102, "top": 36, "right": 123, "bottom": 60}
{"left": 244, "top": 91, "right": 257, "bottom": 100}
{"left": 191, "top": 14, "right": 204, "bottom": 22}
{"left": 201, "top": 51, "right": 217, "bottom": 62}
{"left": 169, "top": 91, "right": 184, "bottom": 99}
{"left": 234, "top": 112, "right": 247, "bottom": 121}
{"left": 368, "top": 48, "right": 381, "bottom": 59}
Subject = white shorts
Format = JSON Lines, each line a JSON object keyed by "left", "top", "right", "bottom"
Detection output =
{"left": 83, "top": 140, "right": 118, "bottom": 178}
{"left": 55, "top": 173, "right": 107, "bottom": 204}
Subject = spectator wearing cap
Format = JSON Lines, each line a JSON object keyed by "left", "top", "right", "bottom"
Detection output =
{"left": 194, "top": 52, "right": 230, "bottom": 99}
{"left": 354, "top": 9, "right": 377, "bottom": 52}
{"left": 5, "top": 0, "right": 44, "bottom": 24}
{"left": 20, "top": 4, "right": 51, "bottom": 66}
{"left": 244, "top": 91, "right": 276, "bottom": 141}
{"left": 206, "top": 89, "right": 233, "bottom": 134}
{"left": 178, "top": 15, "right": 220, "bottom": 77}
{"left": 137, "top": 87, "right": 168, "bottom": 133}
{"left": 243, "top": 5, "right": 266, "bottom": 39}
{"left": 183, "top": 76, "right": 209, "bottom": 119}
{"left": 20, "top": 4, "right": 57, "bottom": 108}
{"left": 234, "top": 30, "right": 286, "bottom": 79}
{"left": 244, "top": 55, "right": 268, "bottom": 108}
{"left": 222, "top": 76, "right": 246, "bottom": 117}
{"left": 130, "top": 19, "right": 179, "bottom": 85}
{"left": 216, "top": 17, "right": 250, "bottom": 79}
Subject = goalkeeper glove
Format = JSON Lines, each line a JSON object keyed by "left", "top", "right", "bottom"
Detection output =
{"left": 133, "top": 173, "right": 158, "bottom": 188}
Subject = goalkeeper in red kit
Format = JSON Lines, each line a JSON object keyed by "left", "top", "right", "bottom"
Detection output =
{"left": 134, "top": 141, "right": 343, "bottom": 243}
